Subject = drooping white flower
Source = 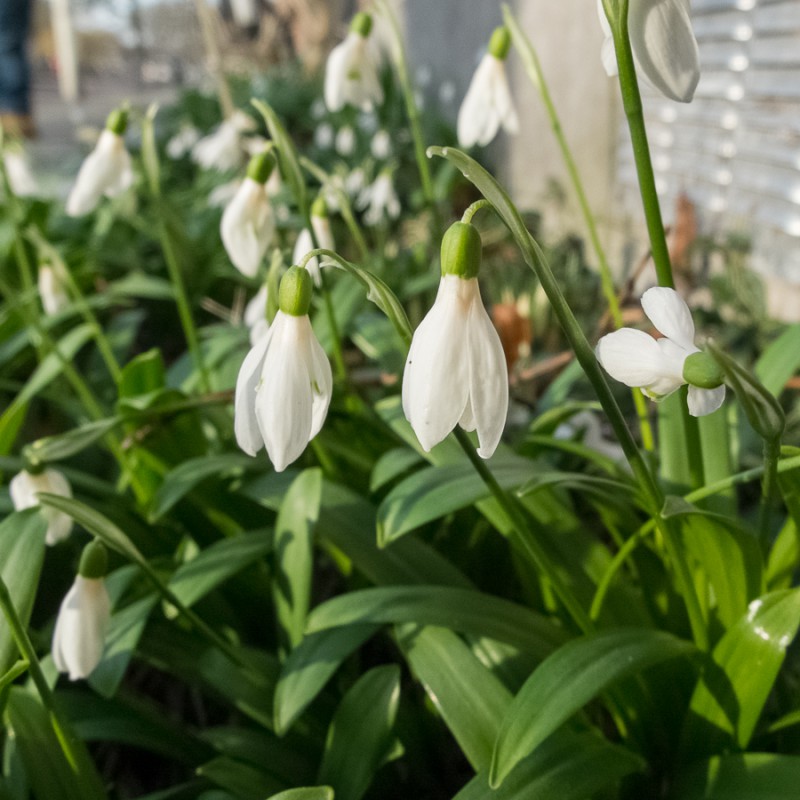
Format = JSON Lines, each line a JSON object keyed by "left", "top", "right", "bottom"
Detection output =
{"left": 345, "top": 166, "right": 367, "bottom": 198}
{"left": 371, "top": 129, "right": 391, "bottom": 160}
{"left": 4, "top": 147, "right": 38, "bottom": 197}
{"left": 9, "top": 468, "right": 74, "bottom": 546}
{"left": 324, "top": 13, "right": 384, "bottom": 113}
{"left": 335, "top": 125, "right": 356, "bottom": 157}
{"left": 192, "top": 110, "right": 255, "bottom": 172}
{"left": 244, "top": 284, "right": 270, "bottom": 345}
{"left": 52, "top": 541, "right": 110, "bottom": 681}
{"left": 66, "top": 115, "right": 133, "bottom": 216}
{"left": 596, "top": 287, "right": 725, "bottom": 416}
{"left": 314, "top": 123, "right": 335, "bottom": 150}
{"left": 358, "top": 171, "right": 400, "bottom": 226}
{"left": 166, "top": 123, "right": 201, "bottom": 159}
{"left": 220, "top": 153, "right": 276, "bottom": 277}
{"left": 209, "top": 178, "right": 242, "bottom": 208}
{"left": 597, "top": 0, "right": 700, "bottom": 103}
{"left": 457, "top": 27, "right": 519, "bottom": 149}
{"left": 38, "top": 262, "right": 70, "bottom": 315}
{"left": 403, "top": 222, "right": 508, "bottom": 458}
{"left": 293, "top": 200, "right": 335, "bottom": 287}
{"left": 235, "top": 267, "right": 332, "bottom": 472}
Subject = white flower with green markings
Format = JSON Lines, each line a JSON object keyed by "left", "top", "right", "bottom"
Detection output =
{"left": 10, "top": 467, "right": 74, "bottom": 545}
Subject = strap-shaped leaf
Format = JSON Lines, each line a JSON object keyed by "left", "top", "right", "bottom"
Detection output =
{"left": 672, "top": 753, "right": 800, "bottom": 799}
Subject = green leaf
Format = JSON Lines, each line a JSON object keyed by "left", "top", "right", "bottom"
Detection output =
{"left": 267, "top": 790, "right": 333, "bottom": 800}
{"left": 118, "top": 349, "right": 166, "bottom": 401}
{"left": 273, "top": 469, "right": 322, "bottom": 653}
{"left": 0, "top": 511, "right": 47, "bottom": 673}
{"left": 370, "top": 447, "right": 425, "bottom": 492}
{"left": 681, "top": 589, "right": 800, "bottom": 756}
{"left": 454, "top": 729, "right": 643, "bottom": 800}
{"left": 490, "top": 628, "right": 695, "bottom": 787}
{"left": 317, "top": 666, "right": 401, "bottom": 800}
{"left": 306, "top": 586, "right": 566, "bottom": 661}
{"left": 397, "top": 626, "right": 512, "bottom": 772}
{"left": 672, "top": 753, "right": 800, "bottom": 799}
{"left": 274, "top": 624, "right": 379, "bottom": 735}
{"left": 197, "top": 756, "right": 283, "bottom": 800}
{"left": 377, "top": 454, "right": 538, "bottom": 546}
{"left": 23, "top": 418, "right": 121, "bottom": 466}
{"left": 107, "top": 272, "right": 174, "bottom": 301}
{"left": 755, "top": 324, "right": 800, "bottom": 396}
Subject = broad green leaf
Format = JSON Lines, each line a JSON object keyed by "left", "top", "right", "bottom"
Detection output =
{"left": 169, "top": 532, "right": 272, "bottom": 608}
{"left": 397, "top": 626, "right": 512, "bottom": 772}
{"left": 107, "top": 272, "right": 174, "bottom": 301}
{"left": 672, "top": 753, "right": 800, "bottom": 799}
{"left": 306, "top": 586, "right": 566, "bottom": 661}
{"left": 274, "top": 624, "right": 379, "bottom": 735}
{"left": 317, "top": 665, "right": 401, "bottom": 800}
{"left": 5, "top": 687, "right": 107, "bottom": 800}
{"left": 268, "top": 789, "right": 333, "bottom": 800}
{"left": 516, "top": 470, "right": 634, "bottom": 502}
{"left": 370, "top": 447, "right": 424, "bottom": 492}
{"left": 23, "top": 418, "right": 120, "bottom": 466}
{"left": 755, "top": 324, "right": 800, "bottom": 396}
{"left": 0, "top": 510, "right": 47, "bottom": 673}
{"left": 658, "top": 391, "right": 692, "bottom": 490}
{"left": 698, "top": 407, "right": 736, "bottom": 516}
{"left": 118, "top": 349, "right": 166, "bottom": 400}
{"left": 454, "top": 729, "right": 643, "bottom": 800}
{"left": 681, "top": 589, "right": 800, "bottom": 756}
{"left": 273, "top": 469, "right": 322, "bottom": 653}
{"left": 377, "top": 454, "right": 539, "bottom": 546}
{"left": 0, "top": 660, "right": 29, "bottom": 693}
{"left": 490, "top": 628, "right": 695, "bottom": 787}
{"left": 197, "top": 756, "right": 283, "bottom": 800}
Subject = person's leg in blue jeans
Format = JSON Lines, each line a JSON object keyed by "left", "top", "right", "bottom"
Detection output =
{"left": 0, "top": 0, "right": 34, "bottom": 136}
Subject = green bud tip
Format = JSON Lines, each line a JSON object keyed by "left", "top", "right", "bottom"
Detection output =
{"left": 683, "top": 351, "right": 725, "bottom": 390}
{"left": 279, "top": 265, "right": 313, "bottom": 316}
{"left": 488, "top": 26, "right": 512, "bottom": 60}
{"left": 311, "top": 195, "right": 328, "bottom": 219}
{"left": 440, "top": 221, "right": 482, "bottom": 280}
{"left": 350, "top": 11, "right": 372, "bottom": 37}
{"left": 246, "top": 152, "right": 275, "bottom": 184}
{"left": 79, "top": 540, "right": 109, "bottom": 580}
{"left": 105, "top": 108, "right": 129, "bottom": 136}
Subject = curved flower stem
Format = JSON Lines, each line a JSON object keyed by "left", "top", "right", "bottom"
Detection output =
{"left": 461, "top": 199, "right": 492, "bottom": 225}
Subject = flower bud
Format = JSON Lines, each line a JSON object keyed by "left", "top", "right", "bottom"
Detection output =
{"left": 105, "top": 108, "right": 129, "bottom": 136}
{"left": 311, "top": 195, "right": 328, "bottom": 219}
{"left": 279, "top": 265, "right": 313, "bottom": 317}
{"left": 440, "top": 222, "right": 481, "bottom": 280}
{"left": 488, "top": 26, "right": 512, "bottom": 60}
{"left": 78, "top": 540, "right": 109, "bottom": 580}
{"left": 683, "top": 351, "right": 724, "bottom": 390}
{"left": 350, "top": 11, "right": 373, "bottom": 37}
{"left": 246, "top": 152, "right": 275, "bottom": 184}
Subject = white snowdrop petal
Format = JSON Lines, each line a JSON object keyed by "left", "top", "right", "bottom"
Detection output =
{"left": 687, "top": 384, "right": 726, "bottom": 417}
{"left": 596, "top": 328, "right": 666, "bottom": 388}
{"left": 221, "top": 179, "right": 274, "bottom": 277}
{"left": 66, "top": 131, "right": 128, "bottom": 216}
{"left": 457, "top": 55, "right": 497, "bottom": 148}
{"left": 305, "top": 323, "right": 334, "bottom": 440}
{"left": 293, "top": 228, "right": 321, "bottom": 287}
{"left": 244, "top": 285, "right": 269, "bottom": 329}
{"left": 324, "top": 37, "right": 353, "bottom": 112}
{"left": 601, "top": 34, "right": 618, "bottom": 77}
{"left": 641, "top": 287, "right": 696, "bottom": 350}
{"left": 234, "top": 329, "right": 273, "bottom": 456}
{"left": 490, "top": 57, "right": 519, "bottom": 136}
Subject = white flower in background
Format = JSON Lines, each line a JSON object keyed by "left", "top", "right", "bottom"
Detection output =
{"left": 345, "top": 166, "right": 367, "bottom": 198}
{"left": 229, "top": 0, "right": 257, "bottom": 27}
{"left": 235, "top": 267, "right": 332, "bottom": 472}
{"left": 293, "top": 198, "right": 335, "bottom": 287}
{"left": 314, "top": 123, "right": 335, "bottom": 150}
{"left": 358, "top": 171, "right": 400, "bottom": 226}
{"left": 311, "top": 98, "right": 327, "bottom": 120}
{"left": 4, "top": 147, "right": 38, "bottom": 196}
{"left": 597, "top": 0, "right": 700, "bottom": 103}
{"left": 457, "top": 26, "right": 519, "bottom": 148}
{"left": 371, "top": 129, "right": 391, "bottom": 160}
{"left": 192, "top": 110, "right": 255, "bottom": 172}
{"left": 209, "top": 178, "right": 242, "bottom": 208}
{"left": 244, "top": 284, "right": 270, "bottom": 345}
{"left": 52, "top": 541, "right": 110, "bottom": 681}
{"left": 357, "top": 111, "right": 378, "bottom": 134}
{"left": 554, "top": 410, "right": 626, "bottom": 464}
{"left": 596, "top": 287, "right": 726, "bottom": 416}
{"left": 38, "top": 262, "right": 70, "bottom": 315}
{"left": 335, "top": 125, "right": 356, "bottom": 156}
{"left": 10, "top": 468, "right": 73, "bottom": 546}
{"left": 403, "top": 222, "right": 508, "bottom": 458}
{"left": 66, "top": 110, "right": 133, "bottom": 216}
{"left": 166, "top": 123, "right": 201, "bottom": 159}
{"left": 324, "top": 12, "right": 384, "bottom": 112}
{"left": 439, "top": 81, "right": 457, "bottom": 105}
{"left": 220, "top": 153, "right": 276, "bottom": 277}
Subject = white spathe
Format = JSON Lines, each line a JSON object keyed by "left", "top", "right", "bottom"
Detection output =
{"left": 293, "top": 215, "right": 334, "bottom": 287}
{"left": 220, "top": 177, "right": 274, "bottom": 278}
{"left": 38, "top": 263, "right": 70, "bottom": 315}
{"left": 9, "top": 468, "right": 74, "bottom": 545}
{"left": 324, "top": 31, "right": 384, "bottom": 113}
{"left": 402, "top": 275, "right": 509, "bottom": 458}
{"left": 234, "top": 311, "right": 333, "bottom": 472}
{"left": 52, "top": 575, "right": 111, "bottom": 681}
{"left": 358, "top": 172, "right": 400, "bottom": 226}
{"left": 192, "top": 111, "right": 255, "bottom": 172}
{"left": 65, "top": 130, "right": 133, "bottom": 216}
{"left": 595, "top": 286, "right": 725, "bottom": 416}
{"left": 598, "top": 0, "right": 700, "bottom": 103}
{"left": 457, "top": 53, "right": 519, "bottom": 148}
{"left": 244, "top": 284, "right": 270, "bottom": 345}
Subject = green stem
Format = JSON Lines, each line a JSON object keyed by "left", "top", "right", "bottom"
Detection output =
{"left": 461, "top": 199, "right": 492, "bottom": 224}
{"left": 759, "top": 438, "right": 781, "bottom": 551}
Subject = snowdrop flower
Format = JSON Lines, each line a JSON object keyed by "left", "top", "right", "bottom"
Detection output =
{"left": 371, "top": 129, "right": 391, "bottom": 160}
{"left": 293, "top": 197, "right": 335, "bottom": 287}
{"left": 345, "top": 166, "right": 367, "bottom": 198}
{"left": 597, "top": 0, "right": 700, "bottom": 103}
{"left": 335, "top": 125, "right": 356, "bottom": 157}
{"left": 244, "top": 284, "right": 270, "bottom": 345}
{"left": 235, "top": 266, "right": 332, "bottom": 472}
{"left": 555, "top": 410, "right": 626, "bottom": 464}
{"left": 166, "top": 123, "right": 201, "bottom": 159}
{"left": 3, "top": 146, "right": 38, "bottom": 196}
{"left": 10, "top": 467, "right": 73, "bottom": 546}
{"left": 220, "top": 152, "right": 275, "bottom": 277}
{"left": 38, "top": 262, "right": 70, "bottom": 315}
{"left": 209, "top": 178, "right": 241, "bottom": 208}
{"left": 403, "top": 222, "right": 508, "bottom": 458}
{"left": 192, "top": 110, "right": 255, "bottom": 172}
{"left": 314, "top": 123, "right": 335, "bottom": 150}
{"left": 358, "top": 170, "right": 400, "bottom": 226}
{"left": 325, "top": 12, "right": 384, "bottom": 112}
{"left": 66, "top": 110, "right": 133, "bottom": 216}
{"left": 52, "top": 541, "right": 111, "bottom": 681}
{"left": 458, "top": 27, "right": 519, "bottom": 149}
{"left": 596, "top": 287, "right": 726, "bottom": 416}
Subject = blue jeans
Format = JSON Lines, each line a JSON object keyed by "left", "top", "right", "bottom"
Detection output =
{"left": 0, "top": 0, "right": 31, "bottom": 113}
